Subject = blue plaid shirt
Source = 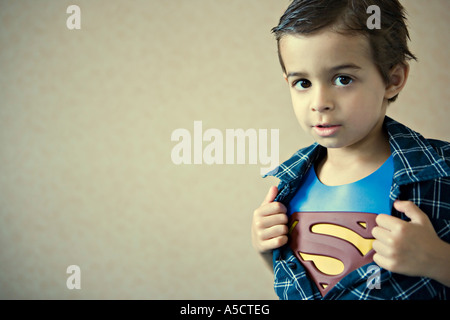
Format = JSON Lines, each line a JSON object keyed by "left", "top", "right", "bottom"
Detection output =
{"left": 264, "top": 117, "right": 450, "bottom": 300}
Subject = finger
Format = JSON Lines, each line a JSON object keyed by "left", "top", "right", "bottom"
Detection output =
{"left": 393, "top": 200, "right": 427, "bottom": 224}
{"left": 255, "top": 201, "right": 287, "bottom": 217}
{"left": 261, "top": 186, "right": 278, "bottom": 206}
{"left": 257, "top": 213, "right": 288, "bottom": 229}
{"left": 371, "top": 226, "right": 394, "bottom": 246}
{"left": 372, "top": 239, "right": 393, "bottom": 257}
{"left": 373, "top": 252, "right": 395, "bottom": 272}
{"left": 375, "top": 213, "right": 402, "bottom": 232}
{"left": 260, "top": 224, "right": 289, "bottom": 241}
{"left": 261, "top": 235, "right": 288, "bottom": 252}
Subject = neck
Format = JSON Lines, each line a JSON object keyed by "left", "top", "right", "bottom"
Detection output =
{"left": 316, "top": 119, "right": 391, "bottom": 186}
{"left": 330, "top": 114, "right": 390, "bottom": 163}
{"left": 327, "top": 130, "right": 390, "bottom": 167}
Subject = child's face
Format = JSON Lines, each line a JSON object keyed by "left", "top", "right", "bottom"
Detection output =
{"left": 280, "top": 29, "right": 390, "bottom": 150}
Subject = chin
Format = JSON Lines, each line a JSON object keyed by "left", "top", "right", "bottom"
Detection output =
{"left": 314, "top": 138, "right": 345, "bottom": 149}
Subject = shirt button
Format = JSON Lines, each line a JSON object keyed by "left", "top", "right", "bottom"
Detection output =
{"left": 287, "top": 261, "right": 297, "bottom": 269}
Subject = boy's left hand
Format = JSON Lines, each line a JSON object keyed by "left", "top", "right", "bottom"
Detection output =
{"left": 371, "top": 200, "right": 442, "bottom": 278}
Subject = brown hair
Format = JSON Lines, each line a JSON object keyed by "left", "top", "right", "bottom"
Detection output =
{"left": 272, "top": 0, "right": 417, "bottom": 102}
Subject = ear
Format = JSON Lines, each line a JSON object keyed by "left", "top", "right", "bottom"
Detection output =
{"left": 384, "top": 62, "right": 410, "bottom": 100}
{"left": 283, "top": 73, "right": 288, "bottom": 83}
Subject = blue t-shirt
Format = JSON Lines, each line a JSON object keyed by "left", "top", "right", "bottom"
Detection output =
{"left": 287, "top": 155, "right": 394, "bottom": 216}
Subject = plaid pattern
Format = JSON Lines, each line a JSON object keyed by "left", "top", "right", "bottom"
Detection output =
{"left": 264, "top": 117, "right": 450, "bottom": 300}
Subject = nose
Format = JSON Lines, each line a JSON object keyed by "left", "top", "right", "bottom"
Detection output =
{"left": 311, "top": 85, "right": 334, "bottom": 112}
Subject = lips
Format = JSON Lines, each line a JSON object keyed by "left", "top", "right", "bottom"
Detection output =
{"left": 313, "top": 124, "right": 341, "bottom": 137}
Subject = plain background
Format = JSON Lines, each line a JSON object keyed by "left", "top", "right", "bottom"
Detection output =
{"left": 0, "top": 0, "right": 449, "bottom": 299}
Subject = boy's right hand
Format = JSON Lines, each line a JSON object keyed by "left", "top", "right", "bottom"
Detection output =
{"left": 251, "top": 186, "right": 289, "bottom": 254}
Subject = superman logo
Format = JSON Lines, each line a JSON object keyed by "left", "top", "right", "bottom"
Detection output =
{"left": 288, "top": 211, "right": 377, "bottom": 296}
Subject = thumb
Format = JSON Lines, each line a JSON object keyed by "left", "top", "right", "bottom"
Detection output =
{"left": 393, "top": 200, "right": 427, "bottom": 224}
{"left": 261, "top": 186, "right": 279, "bottom": 206}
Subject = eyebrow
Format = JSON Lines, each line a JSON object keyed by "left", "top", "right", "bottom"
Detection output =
{"left": 286, "top": 63, "right": 362, "bottom": 79}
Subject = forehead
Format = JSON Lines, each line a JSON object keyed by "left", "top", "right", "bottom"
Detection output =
{"left": 279, "top": 29, "right": 373, "bottom": 74}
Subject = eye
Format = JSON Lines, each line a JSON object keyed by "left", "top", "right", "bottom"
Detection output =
{"left": 334, "top": 75, "right": 353, "bottom": 86}
{"left": 293, "top": 79, "right": 312, "bottom": 90}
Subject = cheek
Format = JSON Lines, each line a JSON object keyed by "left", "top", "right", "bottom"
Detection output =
{"left": 344, "top": 87, "right": 385, "bottom": 118}
{"left": 291, "top": 94, "right": 309, "bottom": 122}
{"left": 362, "top": 77, "right": 387, "bottom": 108}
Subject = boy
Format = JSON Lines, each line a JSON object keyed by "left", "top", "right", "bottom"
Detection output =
{"left": 251, "top": 0, "right": 450, "bottom": 299}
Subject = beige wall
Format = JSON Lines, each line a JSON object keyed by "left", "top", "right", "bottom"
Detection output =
{"left": 0, "top": 0, "right": 448, "bottom": 299}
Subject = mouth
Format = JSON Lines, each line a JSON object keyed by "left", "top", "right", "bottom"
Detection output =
{"left": 315, "top": 124, "right": 339, "bottom": 128}
{"left": 313, "top": 124, "right": 341, "bottom": 137}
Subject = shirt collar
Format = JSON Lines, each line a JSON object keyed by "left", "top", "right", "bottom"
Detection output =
{"left": 262, "top": 142, "right": 324, "bottom": 185}
{"left": 385, "top": 116, "right": 450, "bottom": 185}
